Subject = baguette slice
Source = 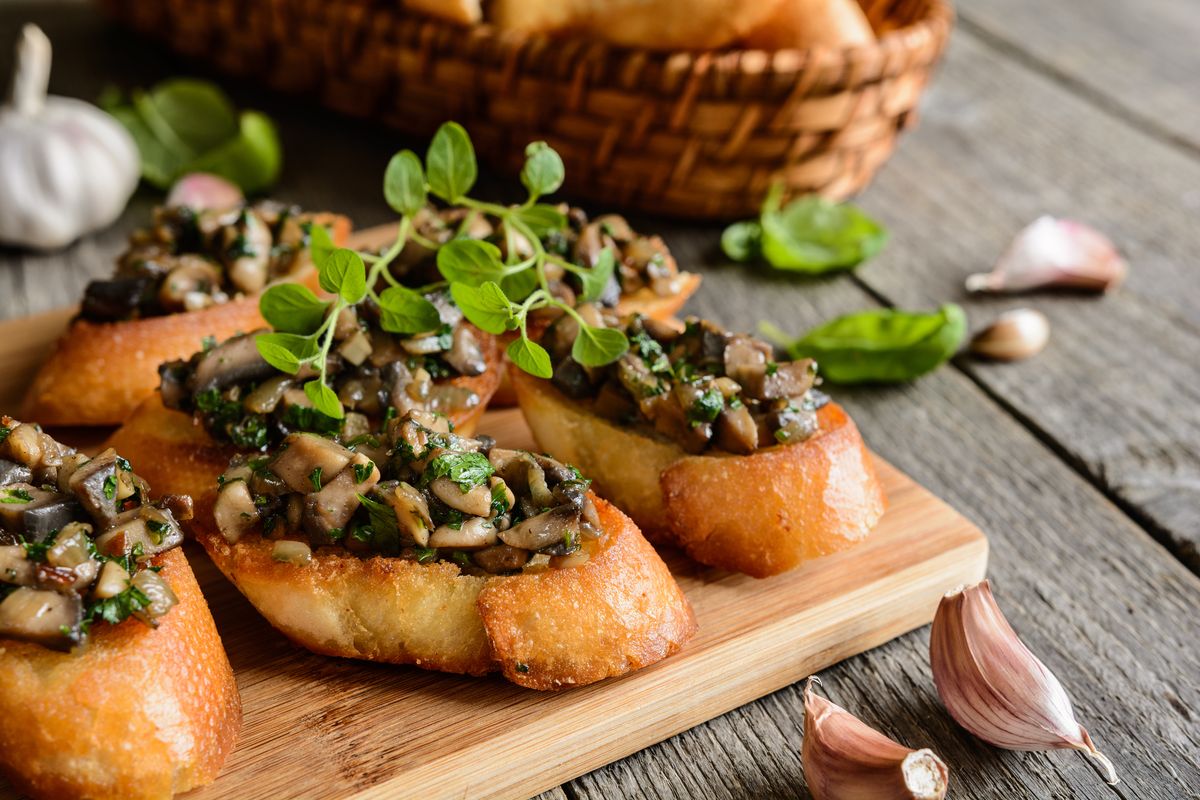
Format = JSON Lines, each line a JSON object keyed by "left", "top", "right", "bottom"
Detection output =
{"left": 194, "top": 495, "right": 696, "bottom": 689}
{"left": 103, "top": 328, "right": 503, "bottom": 525}
{"left": 0, "top": 548, "right": 241, "bottom": 800}
{"left": 22, "top": 216, "right": 351, "bottom": 427}
{"left": 510, "top": 368, "right": 886, "bottom": 577}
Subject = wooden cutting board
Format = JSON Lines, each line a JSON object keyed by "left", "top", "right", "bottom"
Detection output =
{"left": 0, "top": 304, "right": 988, "bottom": 800}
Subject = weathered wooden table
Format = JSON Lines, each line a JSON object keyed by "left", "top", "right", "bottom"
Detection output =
{"left": 2, "top": 1, "right": 1198, "bottom": 798}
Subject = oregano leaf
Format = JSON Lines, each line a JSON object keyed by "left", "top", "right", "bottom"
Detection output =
{"left": 450, "top": 281, "right": 513, "bottom": 335}
{"left": 426, "top": 121, "right": 476, "bottom": 202}
{"left": 437, "top": 239, "right": 506, "bottom": 287}
{"left": 255, "top": 332, "right": 316, "bottom": 374}
{"left": 319, "top": 248, "right": 368, "bottom": 304}
{"left": 384, "top": 149, "right": 426, "bottom": 217}
{"left": 571, "top": 324, "right": 629, "bottom": 367}
{"left": 378, "top": 285, "right": 442, "bottom": 334}
{"left": 520, "top": 141, "right": 565, "bottom": 199}
{"left": 259, "top": 283, "right": 329, "bottom": 334}
{"left": 304, "top": 379, "right": 344, "bottom": 419}
{"left": 507, "top": 337, "right": 552, "bottom": 378}
{"left": 577, "top": 247, "right": 616, "bottom": 304}
{"left": 308, "top": 223, "right": 335, "bottom": 267}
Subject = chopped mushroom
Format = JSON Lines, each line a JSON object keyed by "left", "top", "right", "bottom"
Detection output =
{"left": 271, "top": 434, "right": 354, "bottom": 494}
{"left": 0, "top": 588, "right": 83, "bottom": 651}
{"left": 187, "top": 332, "right": 277, "bottom": 395}
{"left": 214, "top": 480, "right": 259, "bottom": 544}
{"left": 428, "top": 517, "right": 497, "bottom": 550}
{"left": 430, "top": 476, "right": 494, "bottom": 517}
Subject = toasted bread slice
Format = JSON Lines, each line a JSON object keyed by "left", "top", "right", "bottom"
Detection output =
{"left": 0, "top": 548, "right": 241, "bottom": 800}
{"left": 490, "top": 272, "right": 702, "bottom": 406}
{"left": 104, "top": 329, "right": 504, "bottom": 523}
{"left": 22, "top": 217, "right": 351, "bottom": 427}
{"left": 510, "top": 368, "right": 886, "bottom": 577}
{"left": 194, "top": 495, "right": 695, "bottom": 689}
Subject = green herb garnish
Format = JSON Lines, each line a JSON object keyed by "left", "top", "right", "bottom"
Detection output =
{"left": 1, "top": 488, "right": 33, "bottom": 504}
{"left": 102, "top": 475, "right": 118, "bottom": 501}
{"left": 353, "top": 462, "right": 374, "bottom": 483}
{"left": 423, "top": 451, "right": 494, "bottom": 492}
{"left": 309, "top": 467, "right": 323, "bottom": 492}
{"left": 687, "top": 388, "right": 724, "bottom": 427}
{"left": 147, "top": 519, "right": 170, "bottom": 545}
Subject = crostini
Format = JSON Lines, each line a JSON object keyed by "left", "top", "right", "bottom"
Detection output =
{"left": 390, "top": 204, "right": 700, "bottom": 404}
{"left": 23, "top": 200, "right": 350, "bottom": 426}
{"left": 0, "top": 416, "right": 240, "bottom": 800}
{"left": 106, "top": 291, "right": 502, "bottom": 526}
{"left": 197, "top": 408, "right": 695, "bottom": 689}
{"left": 510, "top": 312, "right": 887, "bottom": 578}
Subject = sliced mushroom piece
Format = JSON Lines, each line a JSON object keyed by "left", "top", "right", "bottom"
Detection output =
{"left": 0, "top": 458, "right": 32, "bottom": 485}
{"left": 401, "top": 331, "right": 448, "bottom": 355}
{"left": 94, "top": 506, "right": 184, "bottom": 558}
{"left": 224, "top": 211, "right": 273, "bottom": 294}
{"left": 158, "top": 256, "right": 223, "bottom": 311}
{"left": 66, "top": 450, "right": 124, "bottom": 528}
{"left": 331, "top": 305, "right": 360, "bottom": 340}
{"left": 723, "top": 335, "right": 771, "bottom": 389}
{"left": 1, "top": 422, "right": 44, "bottom": 467}
{"left": 46, "top": 523, "right": 94, "bottom": 569}
{"left": 383, "top": 482, "right": 433, "bottom": 547}
{"left": 158, "top": 361, "right": 191, "bottom": 410}
{"left": 593, "top": 214, "right": 635, "bottom": 243}
{"left": 80, "top": 276, "right": 154, "bottom": 322}
{"left": 0, "top": 545, "right": 35, "bottom": 586}
{"left": 499, "top": 505, "right": 581, "bottom": 551}
{"left": 0, "top": 588, "right": 83, "bottom": 650}
{"left": 429, "top": 476, "right": 494, "bottom": 518}
{"left": 428, "top": 290, "right": 464, "bottom": 328}
{"left": 715, "top": 404, "right": 759, "bottom": 455}
{"left": 428, "top": 517, "right": 497, "bottom": 550}
{"left": 244, "top": 375, "right": 295, "bottom": 415}
{"left": 130, "top": 569, "right": 179, "bottom": 626}
{"left": 160, "top": 494, "right": 195, "bottom": 522}
{"left": 552, "top": 358, "right": 595, "bottom": 399}
{"left": 93, "top": 560, "right": 131, "bottom": 599}
{"left": 338, "top": 329, "right": 374, "bottom": 366}
{"left": 272, "top": 540, "right": 313, "bottom": 565}
{"left": 213, "top": 481, "right": 259, "bottom": 544}
{"left": 270, "top": 433, "right": 354, "bottom": 494}
{"left": 0, "top": 484, "right": 82, "bottom": 541}
{"left": 188, "top": 332, "right": 277, "bottom": 395}
{"left": 443, "top": 326, "right": 486, "bottom": 376}
{"left": 745, "top": 359, "right": 817, "bottom": 401}
{"left": 472, "top": 544, "right": 529, "bottom": 573}
{"left": 427, "top": 385, "right": 479, "bottom": 415}
{"left": 303, "top": 454, "right": 378, "bottom": 542}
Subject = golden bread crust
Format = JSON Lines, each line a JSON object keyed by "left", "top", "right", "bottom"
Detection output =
{"left": 0, "top": 549, "right": 241, "bottom": 800}
{"left": 103, "top": 328, "right": 503, "bottom": 520}
{"left": 193, "top": 495, "right": 694, "bottom": 689}
{"left": 510, "top": 369, "right": 886, "bottom": 577}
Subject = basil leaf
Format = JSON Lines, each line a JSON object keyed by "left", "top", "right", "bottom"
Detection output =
{"left": 259, "top": 284, "right": 329, "bottom": 334}
{"left": 500, "top": 268, "right": 539, "bottom": 303}
{"left": 721, "top": 220, "right": 762, "bottom": 262}
{"left": 319, "top": 248, "right": 367, "bottom": 304}
{"left": 571, "top": 324, "right": 628, "bottom": 367}
{"left": 760, "top": 196, "right": 888, "bottom": 273}
{"left": 507, "top": 337, "right": 553, "bottom": 378}
{"left": 384, "top": 149, "right": 427, "bottom": 217}
{"left": 255, "top": 332, "right": 316, "bottom": 374}
{"left": 188, "top": 110, "right": 282, "bottom": 194}
{"left": 577, "top": 248, "right": 615, "bottom": 304}
{"left": 437, "top": 239, "right": 506, "bottom": 287}
{"left": 512, "top": 203, "right": 567, "bottom": 237}
{"left": 776, "top": 303, "right": 967, "bottom": 384}
{"left": 378, "top": 286, "right": 442, "bottom": 334}
{"left": 308, "top": 223, "right": 335, "bottom": 267}
{"left": 426, "top": 121, "right": 477, "bottom": 202}
{"left": 450, "top": 281, "right": 513, "bottom": 335}
{"left": 520, "top": 141, "right": 565, "bottom": 199}
{"left": 304, "top": 379, "right": 344, "bottom": 419}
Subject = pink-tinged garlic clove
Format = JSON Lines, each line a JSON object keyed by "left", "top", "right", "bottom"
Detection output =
{"left": 802, "top": 678, "right": 949, "bottom": 800}
{"left": 930, "top": 581, "right": 1118, "bottom": 784}
{"left": 166, "top": 172, "right": 244, "bottom": 212}
{"left": 968, "top": 308, "right": 1050, "bottom": 361}
{"left": 966, "top": 216, "right": 1126, "bottom": 294}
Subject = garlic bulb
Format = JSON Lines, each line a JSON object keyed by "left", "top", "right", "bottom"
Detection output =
{"left": 0, "top": 25, "right": 139, "bottom": 250}
{"left": 802, "top": 678, "right": 949, "bottom": 800}
{"left": 968, "top": 308, "right": 1050, "bottom": 361}
{"left": 930, "top": 581, "right": 1118, "bottom": 784}
{"left": 966, "top": 216, "right": 1126, "bottom": 294}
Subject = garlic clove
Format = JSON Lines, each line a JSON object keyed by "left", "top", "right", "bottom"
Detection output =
{"left": 966, "top": 216, "right": 1126, "bottom": 294}
{"left": 968, "top": 308, "right": 1050, "bottom": 361}
{"left": 802, "top": 677, "right": 949, "bottom": 800}
{"left": 930, "top": 581, "right": 1118, "bottom": 784}
{"left": 167, "top": 172, "right": 244, "bottom": 212}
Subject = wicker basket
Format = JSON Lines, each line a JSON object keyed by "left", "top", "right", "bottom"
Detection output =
{"left": 97, "top": 0, "right": 953, "bottom": 219}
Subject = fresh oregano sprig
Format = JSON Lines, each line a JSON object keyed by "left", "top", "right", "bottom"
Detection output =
{"left": 254, "top": 121, "right": 629, "bottom": 414}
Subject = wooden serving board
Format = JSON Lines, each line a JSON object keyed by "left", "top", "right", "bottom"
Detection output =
{"left": 0, "top": 305, "right": 988, "bottom": 800}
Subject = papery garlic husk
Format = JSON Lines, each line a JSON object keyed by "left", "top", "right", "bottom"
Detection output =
{"left": 968, "top": 308, "right": 1050, "bottom": 361}
{"left": 966, "top": 216, "right": 1126, "bottom": 294}
{"left": 802, "top": 678, "right": 949, "bottom": 800}
{"left": 930, "top": 581, "right": 1118, "bottom": 784}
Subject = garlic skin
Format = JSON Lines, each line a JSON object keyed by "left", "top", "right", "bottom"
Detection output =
{"left": 966, "top": 216, "right": 1126, "bottom": 294}
{"left": 0, "top": 25, "right": 139, "bottom": 250}
{"left": 167, "top": 172, "right": 244, "bottom": 212}
{"left": 968, "top": 308, "right": 1050, "bottom": 361}
{"left": 803, "top": 678, "right": 949, "bottom": 800}
{"left": 930, "top": 581, "right": 1118, "bottom": 784}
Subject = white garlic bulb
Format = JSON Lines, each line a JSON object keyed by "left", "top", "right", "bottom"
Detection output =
{"left": 0, "top": 25, "right": 139, "bottom": 250}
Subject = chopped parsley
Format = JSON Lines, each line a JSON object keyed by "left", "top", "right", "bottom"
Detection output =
{"left": 1, "top": 488, "right": 33, "bottom": 504}
{"left": 774, "top": 428, "right": 792, "bottom": 444}
{"left": 147, "top": 519, "right": 170, "bottom": 545}
{"left": 201, "top": 335, "right": 217, "bottom": 352}
{"left": 414, "top": 547, "right": 438, "bottom": 564}
{"left": 562, "top": 530, "right": 578, "bottom": 550}
{"left": 450, "top": 551, "right": 472, "bottom": 568}
{"left": 515, "top": 662, "right": 530, "bottom": 674}
{"left": 353, "top": 462, "right": 374, "bottom": 483}
{"left": 229, "top": 415, "right": 270, "bottom": 450}
{"left": 766, "top": 361, "right": 779, "bottom": 376}
{"left": 490, "top": 482, "right": 511, "bottom": 516}
{"left": 0, "top": 425, "right": 10, "bottom": 443}
{"left": 20, "top": 537, "right": 51, "bottom": 562}
{"left": 309, "top": 466, "right": 324, "bottom": 492}
{"left": 423, "top": 452, "right": 494, "bottom": 492}
{"left": 282, "top": 404, "right": 342, "bottom": 436}
{"left": 115, "top": 455, "right": 132, "bottom": 472}
{"left": 86, "top": 584, "right": 152, "bottom": 626}
{"left": 102, "top": 475, "right": 118, "bottom": 501}
{"left": 687, "top": 388, "right": 724, "bottom": 427}
{"left": 631, "top": 330, "right": 672, "bottom": 375}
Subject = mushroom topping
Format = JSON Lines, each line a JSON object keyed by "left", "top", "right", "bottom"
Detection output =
{"left": 0, "top": 417, "right": 186, "bottom": 651}
{"left": 0, "top": 458, "right": 31, "bottom": 485}
{"left": 544, "top": 314, "right": 829, "bottom": 454}
{"left": 211, "top": 409, "right": 603, "bottom": 575}
{"left": 223, "top": 210, "right": 272, "bottom": 294}
{"left": 187, "top": 332, "right": 277, "bottom": 395}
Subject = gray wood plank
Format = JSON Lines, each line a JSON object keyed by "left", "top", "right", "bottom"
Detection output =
{"left": 850, "top": 31, "right": 1200, "bottom": 570}
{"left": 957, "top": 0, "right": 1200, "bottom": 153}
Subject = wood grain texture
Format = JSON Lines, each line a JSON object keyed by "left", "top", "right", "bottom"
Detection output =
{"left": 852, "top": 32, "right": 1200, "bottom": 570}
{"left": 0, "top": 311, "right": 989, "bottom": 800}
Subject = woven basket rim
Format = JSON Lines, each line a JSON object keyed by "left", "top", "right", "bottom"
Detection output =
{"left": 388, "top": 0, "right": 954, "bottom": 92}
